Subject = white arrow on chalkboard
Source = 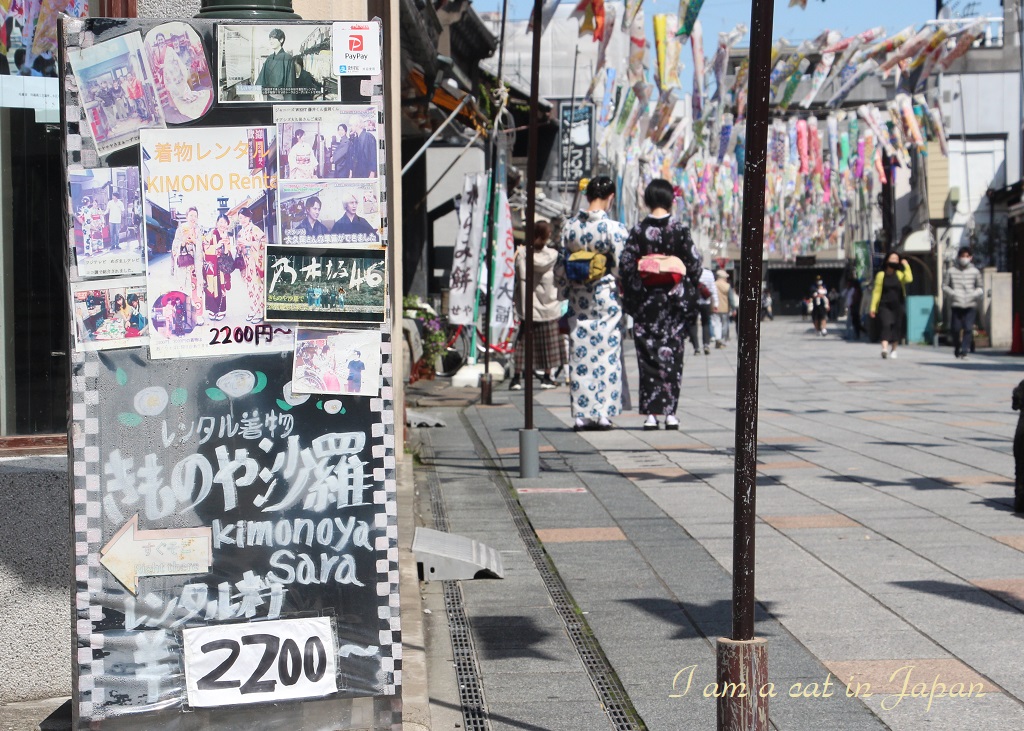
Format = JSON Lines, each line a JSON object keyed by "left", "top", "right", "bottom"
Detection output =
{"left": 99, "top": 514, "right": 213, "bottom": 595}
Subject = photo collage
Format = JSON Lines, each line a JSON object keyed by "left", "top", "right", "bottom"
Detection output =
{"left": 64, "top": 19, "right": 387, "bottom": 397}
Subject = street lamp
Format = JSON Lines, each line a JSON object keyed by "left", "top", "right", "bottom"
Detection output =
{"left": 197, "top": 0, "right": 299, "bottom": 19}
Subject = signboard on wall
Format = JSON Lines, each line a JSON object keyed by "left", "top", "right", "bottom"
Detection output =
{"left": 60, "top": 17, "right": 398, "bottom": 731}
{"left": 558, "top": 102, "right": 593, "bottom": 183}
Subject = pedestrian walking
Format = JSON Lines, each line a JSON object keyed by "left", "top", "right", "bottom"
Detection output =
{"left": 827, "top": 286, "right": 840, "bottom": 322}
{"left": 712, "top": 270, "right": 732, "bottom": 347}
{"left": 558, "top": 176, "right": 628, "bottom": 432}
{"left": 687, "top": 267, "right": 718, "bottom": 354}
{"left": 511, "top": 220, "right": 565, "bottom": 391}
{"left": 620, "top": 178, "right": 702, "bottom": 431}
{"left": 761, "top": 285, "right": 774, "bottom": 321}
{"left": 810, "top": 278, "right": 830, "bottom": 336}
{"left": 942, "top": 246, "right": 984, "bottom": 360}
{"left": 843, "top": 279, "right": 863, "bottom": 341}
{"left": 869, "top": 252, "right": 912, "bottom": 359}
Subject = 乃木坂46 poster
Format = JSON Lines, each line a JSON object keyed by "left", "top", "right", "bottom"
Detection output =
{"left": 141, "top": 125, "right": 295, "bottom": 359}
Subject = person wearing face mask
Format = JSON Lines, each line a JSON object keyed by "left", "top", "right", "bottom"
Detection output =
{"left": 869, "top": 252, "right": 913, "bottom": 359}
{"left": 942, "top": 246, "right": 984, "bottom": 360}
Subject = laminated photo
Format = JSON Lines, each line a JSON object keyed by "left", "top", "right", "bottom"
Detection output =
{"left": 143, "top": 22, "right": 215, "bottom": 124}
{"left": 275, "top": 105, "right": 380, "bottom": 179}
{"left": 265, "top": 246, "right": 386, "bottom": 325}
{"left": 69, "top": 166, "right": 145, "bottom": 278}
{"left": 67, "top": 31, "right": 166, "bottom": 155}
{"left": 218, "top": 24, "right": 339, "bottom": 104}
{"left": 278, "top": 180, "right": 381, "bottom": 246}
{"left": 72, "top": 276, "right": 149, "bottom": 351}
{"left": 141, "top": 125, "right": 295, "bottom": 359}
{"left": 292, "top": 328, "right": 382, "bottom": 396}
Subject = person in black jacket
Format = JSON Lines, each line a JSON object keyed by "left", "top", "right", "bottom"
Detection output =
{"left": 256, "top": 28, "right": 291, "bottom": 101}
{"left": 288, "top": 56, "right": 319, "bottom": 101}
{"left": 331, "top": 124, "right": 352, "bottom": 178}
{"left": 352, "top": 118, "right": 378, "bottom": 178}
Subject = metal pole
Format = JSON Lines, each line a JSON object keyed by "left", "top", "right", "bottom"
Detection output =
{"left": 717, "top": 0, "right": 773, "bottom": 728}
{"left": 566, "top": 39, "right": 581, "bottom": 172}
{"left": 732, "top": 0, "right": 773, "bottom": 645}
{"left": 482, "top": 0, "right": 510, "bottom": 403}
{"left": 519, "top": 0, "right": 543, "bottom": 477}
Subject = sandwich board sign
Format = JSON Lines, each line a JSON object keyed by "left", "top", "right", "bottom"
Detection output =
{"left": 59, "top": 16, "right": 400, "bottom": 730}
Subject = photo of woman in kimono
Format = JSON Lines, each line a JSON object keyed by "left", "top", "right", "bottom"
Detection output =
{"left": 287, "top": 129, "right": 318, "bottom": 179}
{"left": 171, "top": 206, "right": 204, "bottom": 325}
{"left": 203, "top": 213, "right": 235, "bottom": 321}
{"left": 144, "top": 23, "right": 214, "bottom": 123}
{"left": 126, "top": 293, "right": 148, "bottom": 333}
{"left": 237, "top": 206, "right": 267, "bottom": 324}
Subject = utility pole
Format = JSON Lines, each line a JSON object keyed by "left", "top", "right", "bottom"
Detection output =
{"left": 519, "top": 0, "right": 543, "bottom": 478}
{"left": 480, "top": 0, "right": 510, "bottom": 405}
{"left": 717, "top": 0, "right": 774, "bottom": 728}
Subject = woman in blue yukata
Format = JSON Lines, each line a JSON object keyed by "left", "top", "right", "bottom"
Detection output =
{"left": 558, "top": 176, "right": 628, "bottom": 432}
{"left": 619, "top": 178, "right": 702, "bottom": 431}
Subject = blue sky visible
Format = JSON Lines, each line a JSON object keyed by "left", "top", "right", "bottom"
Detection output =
{"left": 471, "top": 0, "right": 1006, "bottom": 62}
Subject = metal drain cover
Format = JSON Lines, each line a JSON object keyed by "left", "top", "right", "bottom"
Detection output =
{"left": 412, "top": 527, "right": 505, "bottom": 582}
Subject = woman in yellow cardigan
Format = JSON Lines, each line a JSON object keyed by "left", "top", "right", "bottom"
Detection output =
{"left": 869, "top": 252, "right": 913, "bottom": 359}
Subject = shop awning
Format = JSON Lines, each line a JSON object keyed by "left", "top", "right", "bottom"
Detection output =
{"left": 405, "top": 67, "right": 489, "bottom": 136}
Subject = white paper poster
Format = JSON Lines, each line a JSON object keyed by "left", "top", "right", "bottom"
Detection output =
{"left": 182, "top": 616, "right": 338, "bottom": 708}
{"left": 447, "top": 173, "right": 485, "bottom": 326}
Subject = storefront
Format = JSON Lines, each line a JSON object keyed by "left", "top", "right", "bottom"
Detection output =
{"left": 0, "top": 78, "right": 68, "bottom": 437}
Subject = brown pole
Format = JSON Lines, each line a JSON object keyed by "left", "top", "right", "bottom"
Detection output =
{"left": 717, "top": 2, "right": 773, "bottom": 728}
{"left": 523, "top": 0, "right": 542, "bottom": 432}
{"left": 731, "top": 0, "right": 774, "bottom": 646}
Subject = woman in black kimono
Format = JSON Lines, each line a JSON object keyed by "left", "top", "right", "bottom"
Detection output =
{"left": 620, "top": 179, "right": 702, "bottom": 431}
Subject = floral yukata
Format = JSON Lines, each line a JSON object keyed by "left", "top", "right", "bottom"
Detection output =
{"left": 620, "top": 216, "right": 702, "bottom": 417}
{"left": 559, "top": 209, "right": 628, "bottom": 423}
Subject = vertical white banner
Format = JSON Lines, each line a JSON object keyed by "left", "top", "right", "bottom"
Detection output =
{"left": 489, "top": 185, "right": 515, "bottom": 342}
{"left": 447, "top": 174, "right": 482, "bottom": 325}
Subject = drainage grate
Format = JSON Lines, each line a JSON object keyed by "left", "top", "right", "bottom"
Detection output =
{"left": 461, "top": 414, "right": 646, "bottom": 731}
{"left": 425, "top": 465, "right": 490, "bottom": 731}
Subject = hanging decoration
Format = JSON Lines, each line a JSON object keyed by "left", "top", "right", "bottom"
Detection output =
{"left": 583, "top": 11, "right": 991, "bottom": 258}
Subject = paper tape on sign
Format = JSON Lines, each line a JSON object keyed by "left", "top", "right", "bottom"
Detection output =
{"left": 182, "top": 617, "right": 339, "bottom": 708}
{"left": 333, "top": 21, "right": 382, "bottom": 76}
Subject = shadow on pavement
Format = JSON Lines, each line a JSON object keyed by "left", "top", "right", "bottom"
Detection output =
{"left": 889, "top": 580, "right": 1024, "bottom": 614}
{"left": 972, "top": 497, "right": 1024, "bottom": 516}
{"left": 822, "top": 474, "right": 957, "bottom": 491}
{"left": 469, "top": 615, "right": 560, "bottom": 661}
{"left": 620, "top": 597, "right": 779, "bottom": 642}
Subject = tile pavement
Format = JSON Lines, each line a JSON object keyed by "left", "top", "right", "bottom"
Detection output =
{"left": 413, "top": 318, "right": 1023, "bottom": 730}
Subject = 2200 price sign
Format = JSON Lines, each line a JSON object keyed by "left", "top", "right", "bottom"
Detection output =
{"left": 182, "top": 617, "right": 338, "bottom": 708}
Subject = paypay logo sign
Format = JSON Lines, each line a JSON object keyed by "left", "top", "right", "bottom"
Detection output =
{"left": 333, "top": 21, "right": 381, "bottom": 76}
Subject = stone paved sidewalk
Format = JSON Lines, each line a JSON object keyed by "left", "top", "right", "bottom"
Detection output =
{"left": 413, "top": 318, "right": 1024, "bottom": 730}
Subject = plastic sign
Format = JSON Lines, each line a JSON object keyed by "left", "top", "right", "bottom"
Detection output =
{"left": 183, "top": 617, "right": 339, "bottom": 708}
{"left": 333, "top": 21, "right": 382, "bottom": 76}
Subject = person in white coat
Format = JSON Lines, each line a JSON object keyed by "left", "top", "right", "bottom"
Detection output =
{"left": 511, "top": 220, "right": 566, "bottom": 390}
